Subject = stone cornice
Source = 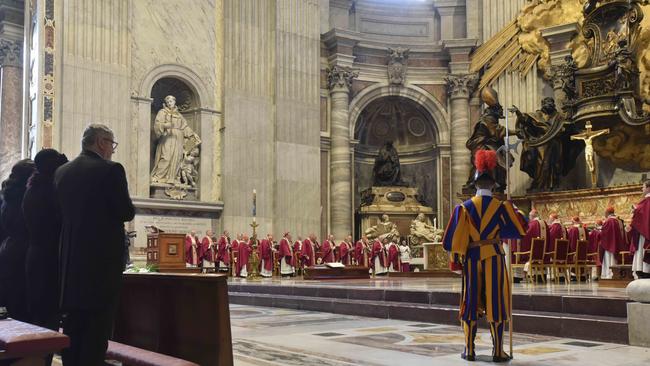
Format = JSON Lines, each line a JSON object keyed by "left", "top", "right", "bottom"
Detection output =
{"left": 322, "top": 28, "right": 445, "bottom": 52}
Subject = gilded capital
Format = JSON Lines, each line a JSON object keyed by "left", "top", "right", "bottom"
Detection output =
{"left": 0, "top": 39, "right": 22, "bottom": 67}
{"left": 326, "top": 65, "right": 358, "bottom": 91}
{"left": 445, "top": 74, "right": 478, "bottom": 99}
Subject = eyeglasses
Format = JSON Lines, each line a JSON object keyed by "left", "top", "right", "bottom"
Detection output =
{"left": 103, "top": 138, "right": 118, "bottom": 151}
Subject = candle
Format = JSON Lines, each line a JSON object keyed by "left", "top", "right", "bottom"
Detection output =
{"left": 433, "top": 217, "right": 437, "bottom": 229}
{"left": 252, "top": 189, "right": 257, "bottom": 216}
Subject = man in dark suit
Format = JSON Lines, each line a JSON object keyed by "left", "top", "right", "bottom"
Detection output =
{"left": 55, "top": 124, "right": 134, "bottom": 366}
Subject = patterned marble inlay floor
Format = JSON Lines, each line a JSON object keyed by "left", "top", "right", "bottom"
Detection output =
{"left": 231, "top": 304, "right": 650, "bottom": 366}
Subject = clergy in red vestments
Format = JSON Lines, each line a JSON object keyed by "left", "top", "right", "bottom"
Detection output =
{"left": 631, "top": 181, "right": 650, "bottom": 277}
{"left": 386, "top": 240, "right": 401, "bottom": 272}
{"left": 567, "top": 217, "right": 588, "bottom": 253}
{"left": 301, "top": 235, "right": 317, "bottom": 267}
{"left": 293, "top": 236, "right": 302, "bottom": 254}
{"left": 588, "top": 220, "right": 602, "bottom": 262}
{"left": 259, "top": 234, "right": 274, "bottom": 278}
{"left": 518, "top": 209, "right": 548, "bottom": 278}
{"left": 200, "top": 230, "right": 217, "bottom": 271}
{"left": 216, "top": 230, "right": 230, "bottom": 272}
{"left": 399, "top": 241, "right": 411, "bottom": 272}
{"left": 278, "top": 232, "right": 295, "bottom": 276}
{"left": 545, "top": 213, "right": 566, "bottom": 265}
{"left": 338, "top": 235, "right": 353, "bottom": 265}
{"left": 600, "top": 207, "right": 626, "bottom": 279}
{"left": 371, "top": 239, "right": 388, "bottom": 275}
{"left": 185, "top": 231, "right": 200, "bottom": 267}
{"left": 236, "top": 235, "right": 252, "bottom": 277}
{"left": 322, "top": 235, "right": 336, "bottom": 263}
{"left": 355, "top": 236, "right": 370, "bottom": 267}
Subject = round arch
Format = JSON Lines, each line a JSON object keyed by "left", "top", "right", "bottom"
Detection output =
{"left": 137, "top": 63, "right": 212, "bottom": 108}
{"left": 348, "top": 84, "right": 449, "bottom": 144}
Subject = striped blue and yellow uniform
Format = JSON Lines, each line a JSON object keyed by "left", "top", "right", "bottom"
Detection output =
{"left": 443, "top": 194, "right": 526, "bottom": 358}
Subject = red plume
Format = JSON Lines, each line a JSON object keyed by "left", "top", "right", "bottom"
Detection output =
{"left": 474, "top": 150, "right": 497, "bottom": 172}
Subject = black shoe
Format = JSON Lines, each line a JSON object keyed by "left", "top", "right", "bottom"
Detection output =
{"left": 461, "top": 353, "right": 475, "bottom": 361}
{"left": 493, "top": 353, "right": 512, "bottom": 363}
{"left": 636, "top": 271, "right": 650, "bottom": 279}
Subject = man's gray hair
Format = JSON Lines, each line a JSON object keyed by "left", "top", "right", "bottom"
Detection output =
{"left": 82, "top": 123, "right": 113, "bottom": 150}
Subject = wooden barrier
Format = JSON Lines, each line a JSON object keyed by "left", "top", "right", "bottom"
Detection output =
{"left": 107, "top": 341, "right": 199, "bottom": 366}
{"left": 0, "top": 318, "right": 69, "bottom": 364}
{"left": 113, "top": 273, "right": 233, "bottom": 366}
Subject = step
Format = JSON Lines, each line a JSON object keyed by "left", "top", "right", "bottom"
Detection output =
{"left": 228, "top": 283, "right": 630, "bottom": 318}
{"left": 228, "top": 291, "right": 629, "bottom": 344}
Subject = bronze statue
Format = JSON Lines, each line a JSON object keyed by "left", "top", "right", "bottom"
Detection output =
{"left": 464, "top": 87, "right": 509, "bottom": 193}
{"left": 373, "top": 141, "right": 406, "bottom": 186}
{"left": 512, "top": 97, "right": 582, "bottom": 191}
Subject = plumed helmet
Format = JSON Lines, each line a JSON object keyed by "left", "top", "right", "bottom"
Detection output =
{"left": 473, "top": 150, "right": 498, "bottom": 184}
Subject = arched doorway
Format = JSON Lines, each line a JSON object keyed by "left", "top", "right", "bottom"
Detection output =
{"left": 354, "top": 96, "right": 439, "bottom": 215}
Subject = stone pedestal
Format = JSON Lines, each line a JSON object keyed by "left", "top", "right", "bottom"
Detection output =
{"left": 626, "top": 279, "right": 650, "bottom": 347}
{"left": 359, "top": 186, "right": 433, "bottom": 238}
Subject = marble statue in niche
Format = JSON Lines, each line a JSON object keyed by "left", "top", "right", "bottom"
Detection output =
{"left": 150, "top": 95, "right": 201, "bottom": 199}
{"left": 373, "top": 141, "right": 406, "bottom": 186}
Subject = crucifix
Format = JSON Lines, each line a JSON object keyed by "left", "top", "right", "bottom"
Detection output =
{"left": 570, "top": 122, "right": 610, "bottom": 187}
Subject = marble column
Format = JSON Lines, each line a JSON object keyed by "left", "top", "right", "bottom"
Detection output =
{"left": 0, "top": 39, "right": 23, "bottom": 181}
{"left": 445, "top": 74, "right": 478, "bottom": 197}
{"left": 327, "top": 65, "right": 357, "bottom": 239}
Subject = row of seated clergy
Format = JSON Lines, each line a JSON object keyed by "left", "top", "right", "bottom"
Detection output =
{"left": 221, "top": 237, "right": 412, "bottom": 277}
{"left": 512, "top": 203, "right": 650, "bottom": 282}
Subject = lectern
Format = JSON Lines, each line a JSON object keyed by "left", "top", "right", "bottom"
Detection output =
{"left": 145, "top": 226, "right": 187, "bottom": 272}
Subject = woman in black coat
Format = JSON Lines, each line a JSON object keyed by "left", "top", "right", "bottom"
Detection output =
{"left": 0, "top": 159, "right": 35, "bottom": 322}
{"left": 22, "top": 149, "right": 68, "bottom": 331}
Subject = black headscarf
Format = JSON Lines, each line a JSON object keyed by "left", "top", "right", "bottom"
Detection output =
{"left": 1, "top": 159, "right": 35, "bottom": 205}
{"left": 27, "top": 149, "right": 68, "bottom": 189}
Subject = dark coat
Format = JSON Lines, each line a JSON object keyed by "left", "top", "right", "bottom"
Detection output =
{"left": 0, "top": 190, "right": 30, "bottom": 321}
{"left": 22, "top": 174, "right": 62, "bottom": 326}
{"left": 54, "top": 151, "right": 134, "bottom": 310}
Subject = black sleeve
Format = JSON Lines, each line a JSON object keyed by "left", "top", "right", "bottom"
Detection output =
{"left": 107, "top": 163, "right": 135, "bottom": 222}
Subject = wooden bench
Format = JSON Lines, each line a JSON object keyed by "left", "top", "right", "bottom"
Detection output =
{"left": 107, "top": 341, "right": 198, "bottom": 366}
{"left": 0, "top": 318, "right": 69, "bottom": 363}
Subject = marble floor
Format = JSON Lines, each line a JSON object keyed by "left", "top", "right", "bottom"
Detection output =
{"left": 229, "top": 277, "right": 629, "bottom": 299}
{"left": 230, "top": 304, "right": 647, "bottom": 366}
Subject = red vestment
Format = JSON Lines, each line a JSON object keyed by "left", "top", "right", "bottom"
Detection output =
{"left": 386, "top": 242, "right": 400, "bottom": 271}
{"left": 601, "top": 215, "right": 626, "bottom": 255}
{"left": 567, "top": 225, "right": 588, "bottom": 253}
{"left": 587, "top": 228, "right": 602, "bottom": 265}
{"left": 520, "top": 218, "right": 548, "bottom": 262}
{"left": 201, "top": 236, "right": 217, "bottom": 263}
{"left": 301, "top": 239, "right": 316, "bottom": 267}
{"left": 293, "top": 240, "right": 301, "bottom": 253}
{"left": 354, "top": 240, "right": 369, "bottom": 267}
{"left": 545, "top": 222, "right": 566, "bottom": 263}
{"left": 278, "top": 238, "right": 294, "bottom": 266}
{"left": 184, "top": 235, "right": 200, "bottom": 265}
{"left": 631, "top": 196, "right": 650, "bottom": 263}
{"left": 236, "top": 240, "right": 252, "bottom": 276}
{"left": 216, "top": 235, "right": 230, "bottom": 265}
{"left": 339, "top": 242, "right": 351, "bottom": 265}
{"left": 259, "top": 239, "right": 273, "bottom": 271}
{"left": 322, "top": 240, "right": 335, "bottom": 263}
{"left": 371, "top": 240, "right": 386, "bottom": 269}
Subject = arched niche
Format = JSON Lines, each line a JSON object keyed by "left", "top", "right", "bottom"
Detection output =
{"left": 131, "top": 64, "right": 219, "bottom": 202}
{"left": 353, "top": 96, "right": 439, "bottom": 212}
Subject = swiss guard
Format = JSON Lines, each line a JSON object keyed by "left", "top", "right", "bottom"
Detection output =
{"left": 443, "top": 149, "right": 526, "bottom": 362}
